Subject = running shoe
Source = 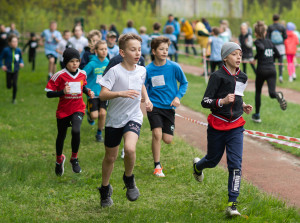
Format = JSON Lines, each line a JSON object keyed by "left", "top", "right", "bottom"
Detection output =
{"left": 123, "top": 174, "right": 140, "bottom": 201}
{"left": 279, "top": 76, "right": 283, "bottom": 83}
{"left": 153, "top": 166, "right": 165, "bottom": 177}
{"left": 251, "top": 113, "right": 262, "bottom": 123}
{"left": 96, "top": 134, "right": 104, "bottom": 142}
{"left": 293, "top": 73, "right": 297, "bottom": 80}
{"left": 55, "top": 154, "right": 65, "bottom": 176}
{"left": 226, "top": 202, "right": 241, "bottom": 217}
{"left": 87, "top": 114, "right": 95, "bottom": 125}
{"left": 193, "top": 157, "right": 204, "bottom": 182}
{"left": 98, "top": 184, "right": 113, "bottom": 207}
{"left": 70, "top": 158, "right": 82, "bottom": 173}
{"left": 276, "top": 91, "right": 287, "bottom": 110}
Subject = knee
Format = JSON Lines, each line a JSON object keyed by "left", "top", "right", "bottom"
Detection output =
{"left": 49, "top": 58, "right": 55, "bottom": 64}
{"left": 124, "top": 146, "right": 135, "bottom": 157}
{"left": 99, "top": 110, "right": 106, "bottom": 119}
{"left": 72, "top": 128, "right": 81, "bottom": 135}
{"left": 90, "top": 112, "right": 98, "bottom": 120}
{"left": 162, "top": 135, "right": 173, "bottom": 144}
{"left": 105, "top": 153, "right": 117, "bottom": 163}
{"left": 152, "top": 129, "right": 162, "bottom": 141}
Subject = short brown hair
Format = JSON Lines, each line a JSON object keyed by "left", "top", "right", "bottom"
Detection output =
{"left": 87, "top": 29, "right": 102, "bottom": 43}
{"left": 8, "top": 34, "right": 17, "bottom": 42}
{"left": 273, "top": 14, "right": 280, "bottom": 21}
{"left": 165, "top": 25, "right": 174, "bottom": 34}
{"left": 153, "top": 22, "right": 161, "bottom": 31}
{"left": 151, "top": 36, "right": 170, "bottom": 51}
{"left": 212, "top": 27, "right": 220, "bottom": 35}
{"left": 95, "top": 40, "right": 107, "bottom": 50}
{"left": 118, "top": 33, "right": 142, "bottom": 50}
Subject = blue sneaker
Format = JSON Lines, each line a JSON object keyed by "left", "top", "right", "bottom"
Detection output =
{"left": 87, "top": 114, "right": 95, "bottom": 125}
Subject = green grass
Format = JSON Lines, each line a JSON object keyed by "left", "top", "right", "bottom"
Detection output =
{"left": 177, "top": 45, "right": 300, "bottom": 92}
{"left": 181, "top": 73, "right": 300, "bottom": 157}
{"left": 1, "top": 52, "right": 300, "bottom": 222}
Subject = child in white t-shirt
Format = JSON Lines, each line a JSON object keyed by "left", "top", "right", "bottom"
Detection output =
{"left": 97, "top": 33, "right": 153, "bottom": 208}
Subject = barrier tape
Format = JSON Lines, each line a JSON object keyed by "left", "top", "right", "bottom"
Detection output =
{"left": 175, "top": 113, "right": 300, "bottom": 149}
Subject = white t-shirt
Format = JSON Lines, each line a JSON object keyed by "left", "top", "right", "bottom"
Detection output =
{"left": 99, "top": 63, "right": 146, "bottom": 128}
{"left": 56, "top": 39, "right": 67, "bottom": 62}
{"left": 68, "top": 36, "right": 88, "bottom": 53}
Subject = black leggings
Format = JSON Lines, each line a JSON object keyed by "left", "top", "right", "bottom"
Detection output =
{"left": 6, "top": 71, "right": 18, "bottom": 100}
{"left": 255, "top": 69, "right": 277, "bottom": 114}
{"left": 210, "top": 61, "right": 223, "bottom": 73}
{"left": 56, "top": 112, "right": 83, "bottom": 156}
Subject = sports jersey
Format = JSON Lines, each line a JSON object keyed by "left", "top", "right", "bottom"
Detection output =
{"left": 68, "top": 36, "right": 88, "bottom": 53}
{"left": 45, "top": 68, "right": 87, "bottom": 119}
{"left": 41, "top": 29, "right": 62, "bottom": 57}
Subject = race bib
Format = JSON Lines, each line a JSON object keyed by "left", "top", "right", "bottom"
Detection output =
{"left": 234, "top": 81, "right": 247, "bottom": 96}
{"left": 15, "top": 54, "right": 20, "bottom": 62}
{"left": 151, "top": 75, "right": 165, "bottom": 87}
{"left": 96, "top": 75, "right": 102, "bottom": 84}
{"left": 128, "top": 75, "right": 142, "bottom": 90}
{"left": 69, "top": 82, "right": 81, "bottom": 94}
{"left": 30, "top": 42, "right": 37, "bottom": 48}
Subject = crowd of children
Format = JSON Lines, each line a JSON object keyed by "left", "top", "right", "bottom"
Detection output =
{"left": 1, "top": 12, "right": 299, "bottom": 217}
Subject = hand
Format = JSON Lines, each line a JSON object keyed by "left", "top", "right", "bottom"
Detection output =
{"left": 2, "top": 65, "right": 7, "bottom": 71}
{"left": 119, "top": 90, "right": 140, "bottom": 99}
{"left": 145, "top": 99, "right": 153, "bottom": 112}
{"left": 170, "top": 97, "right": 180, "bottom": 107}
{"left": 243, "top": 104, "right": 253, "bottom": 114}
{"left": 20, "top": 63, "right": 24, "bottom": 68}
{"left": 221, "top": 94, "right": 235, "bottom": 105}
{"left": 63, "top": 82, "right": 70, "bottom": 94}
{"left": 88, "top": 89, "right": 95, "bottom": 99}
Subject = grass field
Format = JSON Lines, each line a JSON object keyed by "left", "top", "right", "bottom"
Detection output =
{"left": 1, "top": 52, "right": 300, "bottom": 222}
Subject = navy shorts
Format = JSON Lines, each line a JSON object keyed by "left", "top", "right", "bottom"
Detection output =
{"left": 46, "top": 54, "right": 57, "bottom": 64}
{"left": 104, "top": 121, "right": 141, "bottom": 148}
{"left": 87, "top": 98, "right": 108, "bottom": 112}
{"left": 147, "top": 107, "right": 175, "bottom": 135}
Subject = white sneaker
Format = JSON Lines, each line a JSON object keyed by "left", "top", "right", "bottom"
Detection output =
{"left": 293, "top": 73, "right": 297, "bottom": 80}
{"left": 279, "top": 76, "right": 283, "bottom": 83}
{"left": 193, "top": 157, "right": 204, "bottom": 182}
{"left": 120, "top": 148, "right": 125, "bottom": 159}
{"left": 226, "top": 202, "right": 241, "bottom": 217}
{"left": 153, "top": 166, "right": 165, "bottom": 177}
{"left": 289, "top": 76, "right": 293, "bottom": 82}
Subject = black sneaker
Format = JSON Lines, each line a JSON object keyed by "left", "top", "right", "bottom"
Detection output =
{"left": 123, "top": 173, "right": 140, "bottom": 201}
{"left": 55, "top": 154, "right": 65, "bottom": 176}
{"left": 251, "top": 113, "right": 261, "bottom": 123}
{"left": 70, "top": 158, "right": 82, "bottom": 173}
{"left": 96, "top": 134, "right": 104, "bottom": 142}
{"left": 193, "top": 157, "right": 204, "bottom": 182}
{"left": 98, "top": 184, "right": 113, "bottom": 207}
{"left": 276, "top": 91, "right": 287, "bottom": 110}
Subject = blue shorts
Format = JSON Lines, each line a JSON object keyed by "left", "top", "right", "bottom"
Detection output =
{"left": 104, "top": 121, "right": 141, "bottom": 148}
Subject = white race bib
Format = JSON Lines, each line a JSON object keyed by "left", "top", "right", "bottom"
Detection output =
{"left": 234, "top": 81, "right": 247, "bottom": 96}
{"left": 30, "top": 42, "right": 37, "bottom": 48}
{"left": 96, "top": 75, "right": 102, "bottom": 84}
{"left": 151, "top": 75, "right": 165, "bottom": 87}
{"left": 128, "top": 75, "right": 142, "bottom": 90}
{"left": 69, "top": 82, "right": 81, "bottom": 94}
{"left": 14, "top": 54, "right": 20, "bottom": 62}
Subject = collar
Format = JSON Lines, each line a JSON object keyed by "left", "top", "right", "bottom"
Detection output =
{"left": 222, "top": 65, "right": 240, "bottom": 76}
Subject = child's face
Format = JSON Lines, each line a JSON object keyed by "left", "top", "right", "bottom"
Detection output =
{"left": 120, "top": 39, "right": 141, "bottom": 65}
{"left": 89, "top": 35, "right": 101, "bottom": 50}
{"left": 107, "top": 36, "right": 116, "bottom": 45}
{"left": 240, "top": 26, "right": 248, "bottom": 35}
{"left": 96, "top": 43, "right": 108, "bottom": 59}
{"left": 152, "top": 42, "right": 169, "bottom": 61}
{"left": 224, "top": 50, "right": 242, "bottom": 69}
{"left": 9, "top": 37, "right": 18, "bottom": 49}
{"left": 66, "top": 58, "right": 80, "bottom": 72}
{"left": 74, "top": 26, "right": 82, "bottom": 38}
{"left": 31, "top": 36, "right": 36, "bottom": 41}
{"left": 64, "top": 32, "right": 71, "bottom": 40}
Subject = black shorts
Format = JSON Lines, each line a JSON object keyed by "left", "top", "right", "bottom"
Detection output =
{"left": 87, "top": 98, "right": 108, "bottom": 113}
{"left": 46, "top": 54, "right": 57, "bottom": 64}
{"left": 105, "top": 121, "right": 141, "bottom": 148}
{"left": 147, "top": 107, "right": 175, "bottom": 135}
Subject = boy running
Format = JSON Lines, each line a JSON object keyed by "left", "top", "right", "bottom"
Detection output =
{"left": 97, "top": 33, "right": 153, "bottom": 207}
{"left": 145, "top": 36, "right": 188, "bottom": 177}
{"left": 45, "top": 48, "right": 94, "bottom": 176}
{"left": 83, "top": 40, "right": 109, "bottom": 142}
{"left": 193, "top": 42, "right": 253, "bottom": 217}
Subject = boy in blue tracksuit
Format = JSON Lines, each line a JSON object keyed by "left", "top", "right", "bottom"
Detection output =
{"left": 0, "top": 34, "right": 24, "bottom": 103}
{"left": 145, "top": 36, "right": 188, "bottom": 177}
{"left": 193, "top": 42, "right": 253, "bottom": 217}
{"left": 83, "top": 40, "right": 109, "bottom": 142}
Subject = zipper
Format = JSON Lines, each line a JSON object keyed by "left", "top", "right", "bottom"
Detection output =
{"left": 229, "top": 76, "right": 236, "bottom": 121}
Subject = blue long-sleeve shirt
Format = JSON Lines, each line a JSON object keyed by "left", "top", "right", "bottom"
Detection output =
{"left": 0, "top": 46, "right": 23, "bottom": 72}
{"left": 145, "top": 60, "right": 188, "bottom": 109}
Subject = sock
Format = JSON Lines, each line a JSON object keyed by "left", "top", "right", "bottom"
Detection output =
{"left": 194, "top": 164, "right": 202, "bottom": 174}
{"left": 154, "top": 161, "right": 161, "bottom": 169}
{"left": 97, "top": 129, "right": 102, "bottom": 135}
{"left": 71, "top": 152, "right": 78, "bottom": 160}
{"left": 56, "top": 155, "right": 63, "bottom": 164}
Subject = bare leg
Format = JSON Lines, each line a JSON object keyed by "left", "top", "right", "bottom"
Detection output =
{"left": 102, "top": 146, "right": 119, "bottom": 186}
{"left": 123, "top": 131, "right": 139, "bottom": 176}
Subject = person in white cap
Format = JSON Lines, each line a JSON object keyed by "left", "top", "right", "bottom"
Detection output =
{"left": 193, "top": 42, "right": 253, "bottom": 217}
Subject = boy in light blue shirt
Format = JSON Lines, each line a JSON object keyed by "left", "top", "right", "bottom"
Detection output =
{"left": 209, "top": 27, "right": 224, "bottom": 73}
{"left": 145, "top": 36, "right": 188, "bottom": 177}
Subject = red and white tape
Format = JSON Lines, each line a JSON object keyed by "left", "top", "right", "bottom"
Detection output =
{"left": 175, "top": 113, "right": 300, "bottom": 149}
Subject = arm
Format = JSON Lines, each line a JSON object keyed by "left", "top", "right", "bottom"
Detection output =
{"left": 242, "top": 102, "right": 253, "bottom": 114}
{"left": 23, "top": 41, "right": 29, "bottom": 52}
{"left": 99, "top": 86, "right": 140, "bottom": 101}
{"left": 83, "top": 86, "right": 94, "bottom": 98}
{"left": 141, "top": 85, "right": 153, "bottom": 112}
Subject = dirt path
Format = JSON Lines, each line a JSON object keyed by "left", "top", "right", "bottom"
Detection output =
{"left": 179, "top": 63, "right": 300, "bottom": 104}
{"left": 166, "top": 63, "right": 300, "bottom": 208}
{"left": 174, "top": 105, "right": 300, "bottom": 208}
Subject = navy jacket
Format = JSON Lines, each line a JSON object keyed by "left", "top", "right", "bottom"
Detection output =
{"left": 0, "top": 46, "right": 24, "bottom": 72}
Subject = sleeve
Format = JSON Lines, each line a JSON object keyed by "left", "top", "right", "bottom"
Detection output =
{"left": 83, "top": 62, "right": 93, "bottom": 77}
{"left": 45, "top": 77, "right": 59, "bottom": 92}
{"left": 102, "top": 56, "right": 121, "bottom": 76}
{"left": 99, "top": 68, "right": 116, "bottom": 90}
{"left": 245, "top": 35, "right": 253, "bottom": 48}
{"left": 282, "top": 27, "right": 287, "bottom": 40}
{"left": 0, "top": 48, "right": 5, "bottom": 67}
{"left": 56, "top": 31, "right": 62, "bottom": 41}
{"left": 41, "top": 30, "right": 45, "bottom": 38}
{"left": 19, "top": 49, "right": 24, "bottom": 64}
{"left": 175, "top": 65, "right": 188, "bottom": 99}
{"left": 47, "top": 90, "right": 64, "bottom": 98}
{"left": 201, "top": 74, "right": 221, "bottom": 109}
{"left": 266, "top": 26, "right": 271, "bottom": 39}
